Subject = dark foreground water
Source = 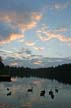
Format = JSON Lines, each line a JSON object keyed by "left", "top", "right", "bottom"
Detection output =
{"left": 0, "top": 77, "right": 71, "bottom": 108}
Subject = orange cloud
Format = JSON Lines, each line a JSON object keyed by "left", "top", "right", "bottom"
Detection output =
{"left": 0, "top": 12, "right": 42, "bottom": 45}
{"left": 32, "top": 12, "right": 42, "bottom": 21}
{"left": 47, "top": 32, "right": 71, "bottom": 42}
{"left": 37, "top": 27, "right": 71, "bottom": 43}
{"left": 37, "top": 34, "right": 52, "bottom": 41}
{"left": 33, "top": 60, "right": 42, "bottom": 65}
{"left": 19, "top": 21, "right": 37, "bottom": 31}
{"left": 19, "top": 13, "right": 42, "bottom": 31}
{"left": 0, "top": 12, "right": 16, "bottom": 23}
{"left": 0, "top": 12, "right": 42, "bottom": 30}
{"left": 0, "top": 33, "right": 23, "bottom": 45}
{"left": 25, "top": 41, "right": 35, "bottom": 46}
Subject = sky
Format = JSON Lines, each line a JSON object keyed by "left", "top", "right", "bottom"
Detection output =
{"left": 0, "top": 0, "right": 71, "bottom": 68}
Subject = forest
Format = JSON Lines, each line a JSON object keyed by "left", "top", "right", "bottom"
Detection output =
{"left": 0, "top": 57, "right": 71, "bottom": 84}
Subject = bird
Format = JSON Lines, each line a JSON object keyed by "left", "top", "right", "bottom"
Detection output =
{"left": 49, "top": 89, "right": 55, "bottom": 99}
{"left": 7, "top": 88, "right": 10, "bottom": 91}
{"left": 7, "top": 91, "right": 12, "bottom": 96}
{"left": 27, "top": 87, "right": 33, "bottom": 92}
{"left": 55, "top": 88, "right": 58, "bottom": 93}
{"left": 40, "top": 90, "right": 45, "bottom": 96}
{"left": 49, "top": 89, "right": 53, "bottom": 95}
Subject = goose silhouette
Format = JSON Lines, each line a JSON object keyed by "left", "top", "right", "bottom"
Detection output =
{"left": 7, "top": 88, "right": 10, "bottom": 91}
{"left": 55, "top": 88, "right": 58, "bottom": 93}
{"left": 49, "top": 89, "right": 53, "bottom": 95}
{"left": 27, "top": 87, "right": 33, "bottom": 92}
{"left": 40, "top": 90, "right": 45, "bottom": 96}
{"left": 49, "top": 89, "right": 55, "bottom": 99}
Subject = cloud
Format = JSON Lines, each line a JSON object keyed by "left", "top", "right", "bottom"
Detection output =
{"left": 33, "top": 60, "right": 42, "bottom": 65}
{"left": 47, "top": 32, "right": 71, "bottom": 42}
{"left": 37, "top": 26, "right": 71, "bottom": 43}
{"left": 14, "top": 47, "right": 33, "bottom": 60}
{"left": 25, "top": 40, "right": 44, "bottom": 51}
{"left": 17, "top": 12, "right": 42, "bottom": 31}
{"left": 33, "top": 46, "right": 44, "bottom": 51}
{"left": 0, "top": 33, "right": 23, "bottom": 45}
{"left": 50, "top": 1, "right": 69, "bottom": 10}
{"left": 41, "top": 1, "right": 69, "bottom": 13}
{"left": 67, "top": 43, "right": 71, "bottom": 46}
{"left": 54, "top": 3, "right": 68, "bottom": 9}
{"left": 0, "top": 12, "right": 42, "bottom": 29}
{"left": 37, "top": 33, "right": 51, "bottom": 41}
{"left": 18, "top": 38, "right": 24, "bottom": 43}
{"left": 18, "top": 47, "right": 32, "bottom": 55}
{"left": 32, "top": 12, "right": 42, "bottom": 21}
{"left": 0, "top": 21, "right": 24, "bottom": 44}
{"left": 52, "top": 27, "right": 70, "bottom": 33}
{"left": 0, "top": 49, "right": 23, "bottom": 60}
{"left": 0, "top": 48, "right": 43, "bottom": 61}
{"left": 19, "top": 21, "right": 37, "bottom": 32}
{"left": 31, "top": 55, "right": 43, "bottom": 59}
{"left": 1, "top": 0, "right": 69, "bottom": 45}
{"left": 0, "top": 0, "right": 42, "bottom": 45}
{"left": 25, "top": 41, "right": 35, "bottom": 46}
{"left": 0, "top": 12, "right": 42, "bottom": 45}
{"left": 1, "top": 47, "right": 71, "bottom": 68}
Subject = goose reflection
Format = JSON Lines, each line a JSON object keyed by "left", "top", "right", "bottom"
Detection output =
{"left": 7, "top": 91, "right": 12, "bottom": 96}
{"left": 51, "top": 94, "right": 54, "bottom": 99}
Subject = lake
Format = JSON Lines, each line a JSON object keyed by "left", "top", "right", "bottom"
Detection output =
{"left": 0, "top": 77, "right": 71, "bottom": 108}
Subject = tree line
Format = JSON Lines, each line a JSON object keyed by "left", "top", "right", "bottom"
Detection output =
{"left": 0, "top": 57, "right": 71, "bottom": 84}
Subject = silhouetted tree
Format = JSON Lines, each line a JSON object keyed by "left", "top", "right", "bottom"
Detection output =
{"left": 0, "top": 56, "right": 4, "bottom": 68}
{"left": 0, "top": 56, "right": 2, "bottom": 62}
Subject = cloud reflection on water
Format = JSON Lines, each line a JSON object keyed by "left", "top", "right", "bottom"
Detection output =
{"left": 0, "top": 77, "right": 71, "bottom": 108}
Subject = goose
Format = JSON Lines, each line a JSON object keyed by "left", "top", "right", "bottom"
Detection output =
{"left": 27, "top": 87, "right": 33, "bottom": 92}
{"left": 55, "top": 88, "right": 58, "bottom": 93}
{"left": 49, "top": 89, "right": 53, "bottom": 95}
{"left": 40, "top": 90, "right": 45, "bottom": 96}
{"left": 7, "top": 88, "right": 9, "bottom": 91}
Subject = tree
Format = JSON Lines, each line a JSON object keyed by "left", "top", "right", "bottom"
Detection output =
{"left": 0, "top": 56, "right": 2, "bottom": 62}
{"left": 0, "top": 56, "right": 4, "bottom": 68}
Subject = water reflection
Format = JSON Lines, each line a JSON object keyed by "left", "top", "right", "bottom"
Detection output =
{"left": 0, "top": 77, "right": 71, "bottom": 108}
{"left": 7, "top": 91, "right": 12, "bottom": 96}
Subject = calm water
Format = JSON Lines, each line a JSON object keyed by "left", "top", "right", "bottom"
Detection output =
{"left": 0, "top": 77, "right": 71, "bottom": 108}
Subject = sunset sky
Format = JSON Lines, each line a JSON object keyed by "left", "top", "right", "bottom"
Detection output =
{"left": 0, "top": 0, "right": 71, "bottom": 68}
